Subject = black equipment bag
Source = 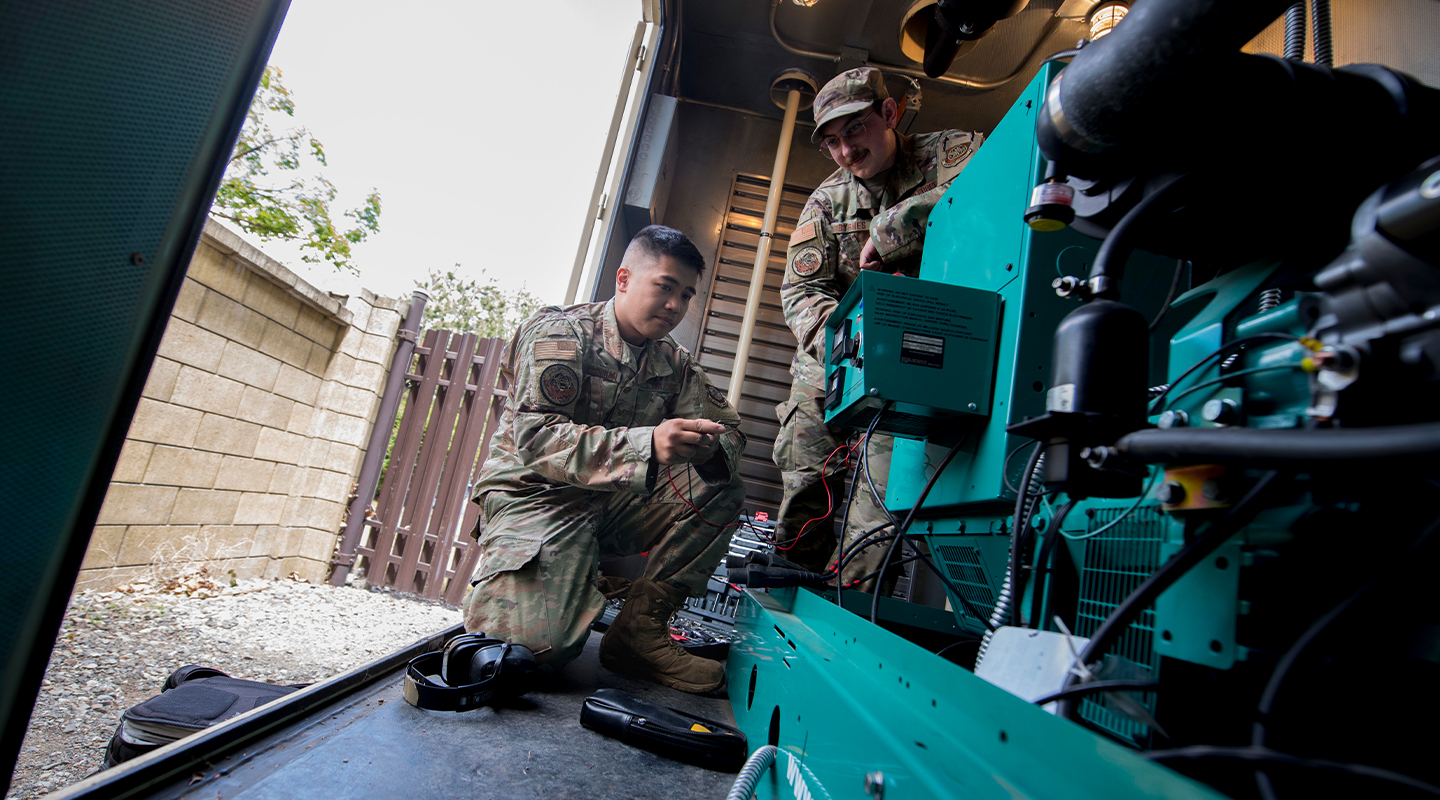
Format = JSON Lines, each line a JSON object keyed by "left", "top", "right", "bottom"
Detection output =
{"left": 579, "top": 688, "right": 747, "bottom": 772}
{"left": 104, "top": 665, "right": 303, "bottom": 768}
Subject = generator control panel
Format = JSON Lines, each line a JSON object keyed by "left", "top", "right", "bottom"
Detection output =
{"left": 823, "top": 271, "right": 1001, "bottom": 440}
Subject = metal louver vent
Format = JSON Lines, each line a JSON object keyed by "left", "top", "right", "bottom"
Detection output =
{"left": 935, "top": 543, "right": 996, "bottom": 622}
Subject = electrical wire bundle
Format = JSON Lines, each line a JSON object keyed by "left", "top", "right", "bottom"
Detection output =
{"left": 728, "top": 403, "right": 995, "bottom": 637}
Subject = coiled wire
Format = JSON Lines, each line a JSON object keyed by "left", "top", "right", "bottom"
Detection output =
{"left": 976, "top": 451, "right": 1045, "bottom": 666}
{"left": 727, "top": 745, "right": 778, "bottom": 800}
{"left": 1221, "top": 290, "right": 1285, "bottom": 370}
{"left": 1311, "top": 0, "right": 1333, "bottom": 67}
{"left": 975, "top": 570, "right": 1014, "bottom": 666}
{"left": 1284, "top": 3, "right": 1306, "bottom": 60}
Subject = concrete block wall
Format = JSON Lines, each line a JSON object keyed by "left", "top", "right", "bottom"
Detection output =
{"left": 80, "top": 220, "right": 408, "bottom": 590}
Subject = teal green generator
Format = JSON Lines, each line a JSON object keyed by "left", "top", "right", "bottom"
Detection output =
{"left": 823, "top": 272, "right": 1001, "bottom": 440}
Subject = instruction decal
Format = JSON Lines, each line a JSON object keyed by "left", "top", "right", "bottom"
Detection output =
{"left": 900, "top": 332, "right": 945, "bottom": 369}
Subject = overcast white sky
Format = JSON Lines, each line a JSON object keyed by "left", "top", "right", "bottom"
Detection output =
{"left": 244, "top": 0, "right": 644, "bottom": 304}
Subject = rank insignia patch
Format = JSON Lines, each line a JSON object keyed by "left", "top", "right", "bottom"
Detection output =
{"left": 706, "top": 384, "right": 728, "bottom": 408}
{"left": 942, "top": 142, "right": 971, "bottom": 169}
{"left": 791, "top": 245, "right": 824, "bottom": 277}
{"left": 539, "top": 364, "right": 579, "bottom": 406}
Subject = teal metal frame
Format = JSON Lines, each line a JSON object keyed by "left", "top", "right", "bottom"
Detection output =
{"left": 726, "top": 587, "right": 1225, "bottom": 800}
{"left": 728, "top": 61, "right": 1323, "bottom": 793}
{"left": 886, "top": 62, "right": 1175, "bottom": 511}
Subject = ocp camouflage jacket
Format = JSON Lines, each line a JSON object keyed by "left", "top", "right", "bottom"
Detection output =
{"left": 472, "top": 299, "right": 744, "bottom": 512}
{"left": 781, "top": 128, "right": 982, "bottom": 389}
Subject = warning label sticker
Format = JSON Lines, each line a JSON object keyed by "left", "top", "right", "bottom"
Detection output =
{"left": 900, "top": 332, "right": 945, "bottom": 369}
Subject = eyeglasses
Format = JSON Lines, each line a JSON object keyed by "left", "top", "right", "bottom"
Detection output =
{"left": 817, "top": 111, "right": 875, "bottom": 159}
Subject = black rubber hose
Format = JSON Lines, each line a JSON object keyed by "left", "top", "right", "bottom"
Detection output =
{"left": 1148, "top": 260, "right": 1187, "bottom": 333}
{"left": 840, "top": 406, "right": 889, "bottom": 608}
{"left": 1009, "top": 444, "right": 1044, "bottom": 626}
{"left": 870, "top": 537, "right": 903, "bottom": 625}
{"left": 1038, "top": 0, "right": 1440, "bottom": 192}
{"left": 868, "top": 432, "right": 977, "bottom": 627}
{"left": 1056, "top": 471, "right": 1278, "bottom": 719}
{"left": 1310, "top": 0, "right": 1332, "bottom": 67}
{"left": 1088, "top": 174, "right": 1186, "bottom": 297}
{"left": 1116, "top": 422, "right": 1440, "bottom": 465}
{"left": 1147, "top": 333, "right": 1300, "bottom": 415}
{"left": 1037, "top": 0, "right": 1295, "bottom": 158}
{"left": 844, "top": 534, "right": 996, "bottom": 631}
{"left": 1027, "top": 499, "right": 1078, "bottom": 630}
{"left": 836, "top": 524, "right": 895, "bottom": 567}
{"left": 1283, "top": 3, "right": 1306, "bottom": 61}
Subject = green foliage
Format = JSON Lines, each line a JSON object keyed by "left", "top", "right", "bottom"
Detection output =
{"left": 418, "top": 267, "right": 545, "bottom": 338}
{"left": 211, "top": 66, "right": 381, "bottom": 274}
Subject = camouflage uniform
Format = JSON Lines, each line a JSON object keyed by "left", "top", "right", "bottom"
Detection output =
{"left": 463, "top": 299, "right": 746, "bottom": 670}
{"left": 776, "top": 68, "right": 983, "bottom": 585}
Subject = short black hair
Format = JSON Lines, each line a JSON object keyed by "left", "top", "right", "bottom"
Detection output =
{"left": 627, "top": 225, "right": 706, "bottom": 277}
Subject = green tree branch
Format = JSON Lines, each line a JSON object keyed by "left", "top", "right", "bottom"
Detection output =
{"left": 211, "top": 65, "right": 379, "bottom": 274}
{"left": 418, "top": 267, "right": 544, "bottom": 338}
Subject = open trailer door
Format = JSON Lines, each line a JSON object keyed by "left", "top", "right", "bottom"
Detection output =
{"left": 0, "top": 0, "right": 291, "bottom": 789}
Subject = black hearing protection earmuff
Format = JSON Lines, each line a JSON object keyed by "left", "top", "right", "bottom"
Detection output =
{"left": 403, "top": 633, "right": 539, "bottom": 711}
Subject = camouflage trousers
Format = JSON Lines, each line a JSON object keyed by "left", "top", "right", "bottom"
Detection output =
{"left": 773, "top": 378, "right": 895, "bottom": 591}
{"left": 461, "top": 465, "right": 745, "bottom": 671}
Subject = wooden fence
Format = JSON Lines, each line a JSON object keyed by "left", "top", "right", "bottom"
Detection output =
{"left": 344, "top": 329, "right": 508, "bottom": 605}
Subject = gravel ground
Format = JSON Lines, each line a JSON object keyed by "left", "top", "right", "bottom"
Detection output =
{"left": 5, "top": 574, "right": 461, "bottom": 799}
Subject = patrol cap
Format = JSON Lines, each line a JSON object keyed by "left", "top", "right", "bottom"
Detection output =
{"left": 810, "top": 67, "right": 889, "bottom": 144}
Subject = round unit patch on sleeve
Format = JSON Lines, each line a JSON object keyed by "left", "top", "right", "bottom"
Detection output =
{"left": 706, "top": 384, "right": 729, "bottom": 408}
{"left": 538, "top": 364, "right": 579, "bottom": 406}
{"left": 791, "top": 245, "right": 824, "bottom": 277}
{"left": 942, "top": 141, "right": 972, "bottom": 169}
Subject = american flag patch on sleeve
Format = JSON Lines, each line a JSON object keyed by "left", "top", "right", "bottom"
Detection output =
{"left": 534, "top": 339, "right": 577, "bottom": 361}
{"left": 789, "top": 220, "right": 818, "bottom": 246}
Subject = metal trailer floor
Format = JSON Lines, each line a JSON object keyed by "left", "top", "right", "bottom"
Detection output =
{"left": 70, "top": 633, "right": 740, "bottom": 800}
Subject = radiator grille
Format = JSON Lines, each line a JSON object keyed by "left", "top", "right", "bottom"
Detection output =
{"left": 1073, "top": 504, "right": 1165, "bottom": 745}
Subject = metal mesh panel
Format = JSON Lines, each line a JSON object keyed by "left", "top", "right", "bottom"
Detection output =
{"left": 1073, "top": 505, "right": 1165, "bottom": 744}
{"left": 934, "top": 543, "right": 996, "bottom": 623}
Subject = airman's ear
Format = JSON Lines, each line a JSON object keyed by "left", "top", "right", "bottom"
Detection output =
{"left": 616, "top": 265, "right": 631, "bottom": 294}
{"left": 881, "top": 96, "right": 901, "bottom": 129}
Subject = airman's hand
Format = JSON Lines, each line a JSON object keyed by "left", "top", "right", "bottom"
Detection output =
{"left": 859, "top": 237, "right": 885, "bottom": 271}
{"left": 654, "top": 418, "right": 726, "bottom": 466}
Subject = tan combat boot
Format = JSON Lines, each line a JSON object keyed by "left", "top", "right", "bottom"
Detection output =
{"left": 598, "top": 578, "right": 725, "bottom": 694}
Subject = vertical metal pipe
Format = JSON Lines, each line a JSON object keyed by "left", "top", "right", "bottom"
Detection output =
{"left": 330, "top": 289, "right": 428, "bottom": 585}
{"left": 727, "top": 88, "right": 801, "bottom": 407}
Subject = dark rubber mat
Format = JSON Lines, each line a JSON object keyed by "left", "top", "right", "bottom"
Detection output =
{"left": 145, "top": 635, "right": 740, "bottom": 800}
